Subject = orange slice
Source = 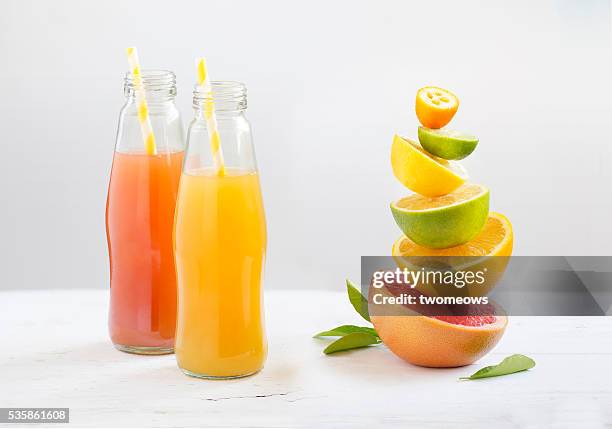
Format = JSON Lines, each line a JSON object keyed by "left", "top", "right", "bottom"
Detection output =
{"left": 415, "top": 86, "right": 459, "bottom": 129}
{"left": 392, "top": 212, "right": 513, "bottom": 257}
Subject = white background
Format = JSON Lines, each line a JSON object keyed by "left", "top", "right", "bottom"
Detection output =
{"left": 0, "top": 0, "right": 611, "bottom": 291}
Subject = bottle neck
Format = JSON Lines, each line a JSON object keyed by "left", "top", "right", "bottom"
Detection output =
{"left": 124, "top": 69, "right": 177, "bottom": 103}
{"left": 193, "top": 81, "right": 247, "bottom": 116}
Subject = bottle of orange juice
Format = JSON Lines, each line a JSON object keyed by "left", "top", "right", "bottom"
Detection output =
{"left": 106, "top": 70, "right": 184, "bottom": 354}
{"left": 174, "top": 81, "right": 267, "bottom": 378}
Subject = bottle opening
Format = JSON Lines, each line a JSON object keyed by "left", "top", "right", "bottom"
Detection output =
{"left": 193, "top": 81, "right": 247, "bottom": 112}
{"left": 124, "top": 69, "right": 177, "bottom": 99}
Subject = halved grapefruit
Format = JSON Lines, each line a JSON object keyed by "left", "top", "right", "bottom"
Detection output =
{"left": 371, "top": 311, "right": 507, "bottom": 367}
{"left": 369, "top": 255, "right": 509, "bottom": 368}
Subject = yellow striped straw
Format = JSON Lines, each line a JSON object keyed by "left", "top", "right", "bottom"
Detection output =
{"left": 126, "top": 47, "right": 157, "bottom": 155}
{"left": 196, "top": 57, "right": 225, "bottom": 176}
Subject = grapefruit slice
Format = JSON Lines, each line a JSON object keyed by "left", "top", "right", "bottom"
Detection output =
{"left": 371, "top": 311, "right": 507, "bottom": 367}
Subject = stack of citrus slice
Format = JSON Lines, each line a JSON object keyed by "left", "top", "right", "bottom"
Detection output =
{"left": 370, "top": 86, "right": 515, "bottom": 368}
{"left": 390, "top": 86, "right": 513, "bottom": 253}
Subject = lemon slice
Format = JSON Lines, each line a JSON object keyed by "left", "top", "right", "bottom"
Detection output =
{"left": 391, "top": 135, "right": 466, "bottom": 197}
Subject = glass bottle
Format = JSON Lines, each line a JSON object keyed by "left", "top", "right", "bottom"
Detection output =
{"left": 106, "top": 70, "right": 185, "bottom": 354}
{"left": 174, "top": 82, "right": 267, "bottom": 378}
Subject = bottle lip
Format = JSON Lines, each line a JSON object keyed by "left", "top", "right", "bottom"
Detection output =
{"left": 193, "top": 81, "right": 247, "bottom": 112}
{"left": 124, "top": 69, "right": 177, "bottom": 98}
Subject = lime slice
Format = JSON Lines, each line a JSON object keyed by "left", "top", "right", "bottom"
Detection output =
{"left": 390, "top": 184, "right": 490, "bottom": 248}
{"left": 418, "top": 127, "right": 479, "bottom": 160}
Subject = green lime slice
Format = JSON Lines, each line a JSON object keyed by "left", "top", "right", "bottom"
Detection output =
{"left": 390, "top": 183, "right": 490, "bottom": 248}
{"left": 418, "top": 127, "right": 479, "bottom": 160}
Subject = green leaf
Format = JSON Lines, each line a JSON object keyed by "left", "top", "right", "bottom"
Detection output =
{"left": 347, "top": 279, "right": 370, "bottom": 322}
{"left": 323, "top": 332, "right": 381, "bottom": 355}
{"left": 460, "top": 354, "right": 536, "bottom": 380}
{"left": 313, "top": 325, "right": 378, "bottom": 338}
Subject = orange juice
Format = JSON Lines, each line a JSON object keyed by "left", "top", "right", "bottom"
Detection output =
{"left": 106, "top": 151, "right": 183, "bottom": 353}
{"left": 174, "top": 168, "right": 267, "bottom": 378}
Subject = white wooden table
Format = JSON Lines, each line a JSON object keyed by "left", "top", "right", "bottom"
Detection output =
{"left": 1, "top": 289, "right": 612, "bottom": 428}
